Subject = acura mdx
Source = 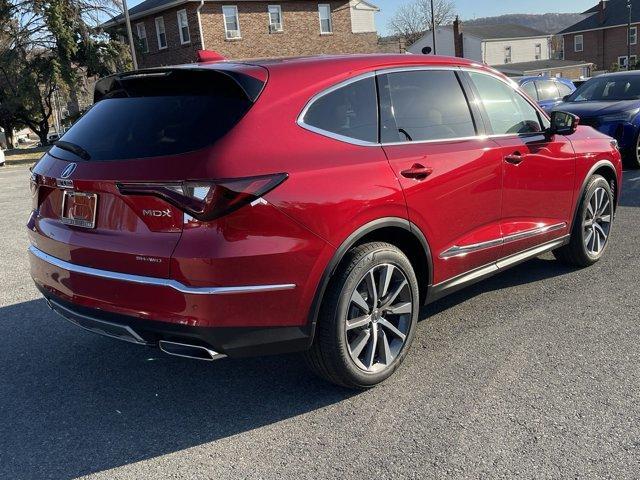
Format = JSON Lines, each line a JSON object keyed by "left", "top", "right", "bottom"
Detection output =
{"left": 28, "top": 55, "right": 623, "bottom": 388}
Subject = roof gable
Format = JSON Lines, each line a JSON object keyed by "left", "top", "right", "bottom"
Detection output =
{"left": 462, "top": 24, "right": 550, "bottom": 40}
{"left": 560, "top": 0, "right": 640, "bottom": 34}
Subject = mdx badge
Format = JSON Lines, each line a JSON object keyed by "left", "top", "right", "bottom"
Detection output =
{"left": 143, "top": 209, "right": 172, "bottom": 218}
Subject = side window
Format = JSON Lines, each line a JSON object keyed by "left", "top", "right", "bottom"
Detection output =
{"left": 380, "top": 70, "right": 476, "bottom": 143}
{"left": 521, "top": 81, "right": 538, "bottom": 100}
{"left": 556, "top": 81, "right": 573, "bottom": 97}
{"left": 536, "top": 80, "right": 560, "bottom": 101}
{"left": 468, "top": 72, "right": 543, "bottom": 135}
{"left": 302, "top": 76, "right": 378, "bottom": 143}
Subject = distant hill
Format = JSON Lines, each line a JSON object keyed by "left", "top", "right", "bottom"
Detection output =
{"left": 464, "top": 13, "right": 586, "bottom": 34}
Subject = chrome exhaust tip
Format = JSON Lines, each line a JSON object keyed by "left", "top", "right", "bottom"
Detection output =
{"left": 159, "top": 340, "right": 226, "bottom": 362}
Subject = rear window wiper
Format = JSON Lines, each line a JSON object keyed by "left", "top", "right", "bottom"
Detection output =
{"left": 54, "top": 141, "right": 91, "bottom": 161}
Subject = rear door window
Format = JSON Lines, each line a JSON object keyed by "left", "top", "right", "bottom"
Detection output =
{"left": 379, "top": 70, "right": 476, "bottom": 143}
{"left": 468, "top": 72, "right": 543, "bottom": 135}
{"left": 52, "top": 69, "right": 259, "bottom": 161}
{"left": 556, "top": 81, "right": 573, "bottom": 97}
{"left": 535, "top": 80, "right": 561, "bottom": 101}
{"left": 521, "top": 81, "right": 538, "bottom": 100}
{"left": 302, "top": 76, "right": 378, "bottom": 143}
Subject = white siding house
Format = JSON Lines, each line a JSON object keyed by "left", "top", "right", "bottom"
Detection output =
{"left": 349, "top": 0, "right": 378, "bottom": 33}
{"left": 408, "top": 23, "right": 551, "bottom": 66}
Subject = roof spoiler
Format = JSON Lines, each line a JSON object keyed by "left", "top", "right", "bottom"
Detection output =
{"left": 197, "top": 50, "right": 226, "bottom": 63}
{"left": 94, "top": 67, "right": 266, "bottom": 103}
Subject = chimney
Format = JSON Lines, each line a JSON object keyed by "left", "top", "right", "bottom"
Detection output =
{"left": 599, "top": 0, "right": 607, "bottom": 24}
{"left": 453, "top": 16, "right": 464, "bottom": 57}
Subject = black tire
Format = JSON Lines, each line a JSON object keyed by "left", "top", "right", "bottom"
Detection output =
{"left": 553, "top": 175, "right": 614, "bottom": 267}
{"left": 624, "top": 133, "right": 640, "bottom": 169}
{"left": 304, "top": 242, "right": 420, "bottom": 389}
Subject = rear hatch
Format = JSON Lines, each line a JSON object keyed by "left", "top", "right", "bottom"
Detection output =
{"left": 30, "top": 65, "right": 267, "bottom": 278}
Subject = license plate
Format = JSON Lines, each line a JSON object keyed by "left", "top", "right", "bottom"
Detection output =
{"left": 61, "top": 191, "right": 98, "bottom": 229}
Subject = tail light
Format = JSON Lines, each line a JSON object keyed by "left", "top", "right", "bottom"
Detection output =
{"left": 117, "top": 173, "right": 288, "bottom": 222}
{"left": 29, "top": 172, "right": 40, "bottom": 210}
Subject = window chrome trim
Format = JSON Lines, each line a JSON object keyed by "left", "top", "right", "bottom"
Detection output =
{"left": 439, "top": 222, "right": 567, "bottom": 259}
{"left": 296, "top": 64, "right": 547, "bottom": 148}
{"left": 29, "top": 245, "right": 296, "bottom": 295}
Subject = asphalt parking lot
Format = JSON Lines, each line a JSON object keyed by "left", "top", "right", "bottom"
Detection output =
{"left": 1, "top": 164, "right": 639, "bottom": 479}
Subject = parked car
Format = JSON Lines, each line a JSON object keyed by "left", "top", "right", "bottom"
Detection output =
{"left": 28, "top": 55, "right": 622, "bottom": 388}
{"left": 552, "top": 71, "right": 640, "bottom": 168}
{"left": 0, "top": 147, "right": 5, "bottom": 167}
{"left": 517, "top": 76, "right": 576, "bottom": 112}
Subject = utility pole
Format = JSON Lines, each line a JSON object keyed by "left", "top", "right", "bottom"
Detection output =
{"left": 122, "top": 0, "right": 138, "bottom": 70}
{"left": 628, "top": 0, "right": 632, "bottom": 70}
{"left": 431, "top": 0, "right": 437, "bottom": 55}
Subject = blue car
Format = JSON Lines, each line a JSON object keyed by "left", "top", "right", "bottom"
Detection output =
{"left": 516, "top": 76, "right": 576, "bottom": 113}
{"left": 553, "top": 71, "right": 640, "bottom": 168}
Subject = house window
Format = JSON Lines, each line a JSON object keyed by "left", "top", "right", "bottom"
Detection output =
{"left": 155, "top": 17, "right": 167, "bottom": 50}
{"left": 177, "top": 9, "right": 190, "bottom": 44}
{"left": 630, "top": 26, "right": 637, "bottom": 45}
{"left": 319, "top": 4, "right": 332, "bottom": 34}
{"left": 268, "top": 5, "right": 283, "bottom": 32}
{"left": 535, "top": 43, "right": 542, "bottom": 60}
{"left": 504, "top": 46, "right": 512, "bottom": 63}
{"left": 618, "top": 55, "right": 636, "bottom": 68}
{"left": 136, "top": 23, "right": 148, "bottom": 53}
{"left": 223, "top": 5, "right": 241, "bottom": 39}
{"left": 574, "top": 34, "right": 583, "bottom": 52}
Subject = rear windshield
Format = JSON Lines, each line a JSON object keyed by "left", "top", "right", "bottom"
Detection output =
{"left": 52, "top": 69, "right": 258, "bottom": 161}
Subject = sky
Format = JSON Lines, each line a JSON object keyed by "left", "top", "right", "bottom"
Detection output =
{"left": 375, "top": 0, "right": 593, "bottom": 35}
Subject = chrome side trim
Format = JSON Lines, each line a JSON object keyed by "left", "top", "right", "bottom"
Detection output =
{"left": 503, "top": 222, "right": 567, "bottom": 245}
{"left": 29, "top": 245, "right": 296, "bottom": 295}
{"left": 440, "top": 222, "right": 567, "bottom": 259}
{"left": 439, "top": 238, "right": 503, "bottom": 259}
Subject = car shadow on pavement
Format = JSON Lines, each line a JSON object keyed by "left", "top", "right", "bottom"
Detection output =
{"left": 421, "top": 256, "right": 578, "bottom": 320}
{"left": 0, "top": 298, "right": 355, "bottom": 479}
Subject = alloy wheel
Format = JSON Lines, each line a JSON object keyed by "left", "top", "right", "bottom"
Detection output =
{"left": 583, "top": 186, "right": 612, "bottom": 256}
{"left": 345, "top": 264, "right": 413, "bottom": 373}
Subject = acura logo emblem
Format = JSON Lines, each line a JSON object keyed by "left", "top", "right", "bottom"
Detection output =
{"left": 61, "top": 163, "right": 77, "bottom": 179}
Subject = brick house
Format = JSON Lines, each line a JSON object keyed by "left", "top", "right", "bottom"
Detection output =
{"left": 561, "top": 0, "right": 640, "bottom": 70}
{"left": 104, "top": 1, "right": 380, "bottom": 67}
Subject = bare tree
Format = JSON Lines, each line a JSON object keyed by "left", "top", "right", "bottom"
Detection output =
{"left": 387, "top": 0, "right": 456, "bottom": 46}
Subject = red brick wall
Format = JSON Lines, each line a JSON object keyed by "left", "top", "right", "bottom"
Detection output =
{"left": 563, "top": 25, "right": 640, "bottom": 71}
{"left": 135, "top": 1, "right": 378, "bottom": 67}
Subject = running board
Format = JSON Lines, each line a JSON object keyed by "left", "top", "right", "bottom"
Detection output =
{"left": 427, "top": 236, "right": 569, "bottom": 303}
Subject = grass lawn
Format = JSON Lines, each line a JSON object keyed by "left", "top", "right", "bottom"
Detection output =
{"left": 3, "top": 146, "right": 49, "bottom": 166}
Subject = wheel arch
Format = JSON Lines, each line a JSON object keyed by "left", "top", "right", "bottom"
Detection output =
{"left": 306, "top": 217, "right": 433, "bottom": 343}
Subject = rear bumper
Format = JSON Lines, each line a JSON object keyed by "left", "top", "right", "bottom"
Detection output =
{"left": 30, "top": 245, "right": 314, "bottom": 356}
{"left": 37, "top": 285, "right": 312, "bottom": 357}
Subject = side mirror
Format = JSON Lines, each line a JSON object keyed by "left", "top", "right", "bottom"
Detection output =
{"left": 562, "top": 95, "right": 571, "bottom": 102}
{"left": 548, "top": 111, "right": 580, "bottom": 136}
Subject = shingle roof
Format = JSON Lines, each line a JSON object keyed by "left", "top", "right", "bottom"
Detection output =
{"left": 493, "top": 59, "right": 594, "bottom": 74}
{"left": 461, "top": 24, "right": 549, "bottom": 40}
{"left": 559, "top": 0, "right": 640, "bottom": 34}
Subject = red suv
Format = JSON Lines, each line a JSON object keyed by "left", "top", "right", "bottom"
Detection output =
{"left": 29, "top": 55, "right": 622, "bottom": 388}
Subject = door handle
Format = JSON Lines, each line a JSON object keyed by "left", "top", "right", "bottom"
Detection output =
{"left": 401, "top": 163, "right": 433, "bottom": 180}
{"left": 504, "top": 152, "right": 524, "bottom": 165}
